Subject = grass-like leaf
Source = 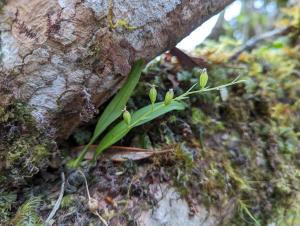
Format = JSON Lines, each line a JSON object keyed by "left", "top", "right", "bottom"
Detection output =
{"left": 93, "top": 101, "right": 185, "bottom": 159}
{"left": 69, "top": 59, "right": 144, "bottom": 168}
{"left": 92, "top": 59, "right": 144, "bottom": 141}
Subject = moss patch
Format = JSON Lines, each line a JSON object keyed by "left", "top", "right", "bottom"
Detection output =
{"left": 0, "top": 102, "right": 55, "bottom": 188}
{"left": 0, "top": 102, "right": 57, "bottom": 223}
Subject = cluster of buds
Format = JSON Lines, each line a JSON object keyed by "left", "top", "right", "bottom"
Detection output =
{"left": 148, "top": 84, "right": 174, "bottom": 107}
{"left": 123, "top": 68, "right": 208, "bottom": 125}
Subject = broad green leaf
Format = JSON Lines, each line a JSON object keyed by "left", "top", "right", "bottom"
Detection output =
{"left": 69, "top": 59, "right": 144, "bottom": 168}
{"left": 94, "top": 101, "right": 185, "bottom": 159}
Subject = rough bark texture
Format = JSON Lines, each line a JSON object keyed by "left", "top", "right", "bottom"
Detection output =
{"left": 0, "top": 0, "right": 233, "bottom": 139}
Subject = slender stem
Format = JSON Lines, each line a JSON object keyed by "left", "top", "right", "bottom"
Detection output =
{"left": 72, "top": 139, "right": 94, "bottom": 167}
{"left": 78, "top": 170, "right": 91, "bottom": 200}
{"left": 186, "top": 83, "right": 198, "bottom": 93}
{"left": 175, "top": 79, "right": 245, "bottom": 101}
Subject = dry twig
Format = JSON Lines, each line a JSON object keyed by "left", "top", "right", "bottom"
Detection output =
{"left": 229, "top": 26, "right": 291, "bottom": 60}
{"left": 45, "top": 172, "right": 65, "bottom": 226}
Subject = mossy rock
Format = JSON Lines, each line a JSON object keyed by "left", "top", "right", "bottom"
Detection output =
{"left": 0, "top": 102, "right": 56, "bottom": 188}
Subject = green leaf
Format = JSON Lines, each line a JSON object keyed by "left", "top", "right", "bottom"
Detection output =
{"left": 92, "top": 59, "right": 144, "bottom": 141}
{"left": 94, "top": 101, "right": 185, "bottom": 159}
{"left": 69, "top": 59, "right": 144, "bottom": 168}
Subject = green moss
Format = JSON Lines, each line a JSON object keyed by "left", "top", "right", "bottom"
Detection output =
{"left": 61, "top": 194, "right": 76, "bottom": 209}
{"left": 171, "top": 144, "right": 195, "bottom": 196}
{"left": 0, "top": 102, "right": 54, "bottom": 224}
{"left": 0, "top": 102, "right": 54, "bottom": 188}
{"left": 272, "top": 194, "right": 300, "bottom": 226}
{"left": 174, "top": 144, "right": 195, "bottom": 169}
{"left": 0, "top": 192, "right": 17, "bottom": 224}
{"left": 223, "top": 161, "right": 252, "bottom": 192}
{"left": 191, "top": 107, "right": 208, "bottom": 125}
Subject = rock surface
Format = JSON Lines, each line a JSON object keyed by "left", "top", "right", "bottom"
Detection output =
{"left": 138, "top": 185, "right": 234, "bottom": 226}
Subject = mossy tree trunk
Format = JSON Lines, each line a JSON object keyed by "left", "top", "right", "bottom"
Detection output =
{"left": 0, "top": 0, "right": 233, "bottom": 186}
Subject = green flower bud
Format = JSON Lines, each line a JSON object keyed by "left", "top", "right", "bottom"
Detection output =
{"left": 199, "top": 69, "right": 208, "bottom": 89}
{"left": 123, "top": 110, "right": 131, "bottom": 125}
{"left": 164, "top": 89, "right": 174, "bottom": 106}
{"left": 149, "top": 85, "right": 157, "bottom": 104}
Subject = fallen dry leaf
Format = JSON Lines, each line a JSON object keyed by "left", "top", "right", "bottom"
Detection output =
{"left": 73, "top": 145, "right": 173, "bottom": 162}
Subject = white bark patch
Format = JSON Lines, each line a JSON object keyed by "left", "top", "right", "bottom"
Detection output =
{"left": 53, "top": 21, "right": 77, "bottom": 45}
{"left": 83, "top": 0, "right": 107, "bottom": 17}
{"left": 24, "top": 48, "right": 50, "bottom": 64}
{"left": 58, "top": 0, "right": 74, "bottom": 8}
{"left": 0, "top": 32, "right": 22, "bottom": 70}
{"left": 114, "top": 0, "right": 181, "bottom": 26}
{"left": 58, "top": 0, "right": 78, "bottom": 18}
{"left": 29, "top": 75, "right": 66, "bottom": 123}
{"left": 82, "top": 0, "right": 181, "bottom": 25}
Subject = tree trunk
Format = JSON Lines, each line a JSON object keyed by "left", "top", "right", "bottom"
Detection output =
{"left": 0, "top": 0, "right": 233, "bottom": 185}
